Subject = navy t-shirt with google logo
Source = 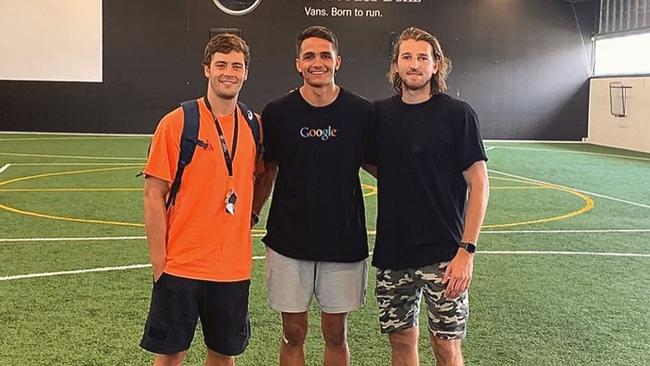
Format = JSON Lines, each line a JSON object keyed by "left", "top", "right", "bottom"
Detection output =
{"left": 261, "top": 87, "right": 373, "bottom": 262}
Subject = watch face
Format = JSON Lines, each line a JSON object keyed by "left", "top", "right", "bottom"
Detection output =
{"left": 461, "top": 242, "right": 476, "bottom": 253}
{"left": 212, "top": 0, "right": 261, "bottom": 16}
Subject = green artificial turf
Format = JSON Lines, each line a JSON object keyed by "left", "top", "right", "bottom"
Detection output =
{"left": 1, "top": 133, "right": 649, "bottom": 365}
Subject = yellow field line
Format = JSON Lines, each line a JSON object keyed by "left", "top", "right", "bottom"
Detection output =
{"left": 2, "top": 187, "right": 375, "bottom": 194}
{"left": 0, "top": 167, "right": 146, "bottom": 227}
{"left": 0, "top": 188, "right": 142, "bottom": 192}
{"left": 9, "top": 163, "right": 140, "bottom": 166}
{"left": 0, "top": 166, "right": 141, "bottom": 187}
{"left": 0, "top": 167, "right": 591, "bottom": 229}
{"left": 489, "top": 176, "right": 545, "bottom": 189}
{"left": 0, "top": 167, "right": 376, "bottom": 227}
{"left": 0, "top": 152, "right": 146, "bottom": 160}
{"left": 1, "top": 185, "right": 375, "bottom": 195}
{"left": 483, "top": 181, "right": 594, "bottom": 229}
{"left": 361, "top": 183, "right": 377, "bottom": 197}
{"left": 490, "top": 186, "right": 547, "bottom": 190}
{"left": 489, "top": 176, "right": 532, "bottom": 183}
{"left": 0, "top": 203, "right": 144, "bottom": 228}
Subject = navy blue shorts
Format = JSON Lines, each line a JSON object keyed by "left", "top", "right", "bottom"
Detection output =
{"left": 140, "top": 273, "right": 251, "bottom": 355}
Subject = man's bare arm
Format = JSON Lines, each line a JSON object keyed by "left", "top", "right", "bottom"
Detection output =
{"left": 143, "top": 176, "right": 169, "bottom": 282}
{"left": 460, "top": 160, "right": 489, "bottom": 245}
{"left": 251, "top": 160, "right": 278, "bottom": 226}
{"left": 442, "top": 160, "right": 489, "bottom": 298}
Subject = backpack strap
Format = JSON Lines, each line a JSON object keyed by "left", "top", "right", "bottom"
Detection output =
{"left": 237, "top": 101, "right": 263, "bottom": 155}
{"left": 166, "top": 100, "right": 201, "bottom": 209}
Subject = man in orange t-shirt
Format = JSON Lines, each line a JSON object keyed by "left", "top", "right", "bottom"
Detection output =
{"left": 140, "top": 33, "right": 259, "bottom": 366}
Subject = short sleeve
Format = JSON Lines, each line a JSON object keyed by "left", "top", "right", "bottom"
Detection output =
{"left": 143, "top": 110, "right": 182, "bottom": 183}
{"left": 456, "top": 103, "right": 488, "bottom": 172}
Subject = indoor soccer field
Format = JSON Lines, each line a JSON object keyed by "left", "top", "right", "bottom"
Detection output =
{"left": 0, "top": 133, "right": 648, "bottom": 365}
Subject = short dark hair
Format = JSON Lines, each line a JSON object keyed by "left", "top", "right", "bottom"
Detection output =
{"left": 388, "top": 27, "right": 451, "bottom": 95}
{"left": 295, "top": 25, "right": 339, "bottom": 56}
{"left": 202, "top": 33, "right": 250, "bottom": 68}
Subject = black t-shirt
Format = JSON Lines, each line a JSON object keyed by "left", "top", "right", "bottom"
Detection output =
{"left": 261, "top": 88, "right": 372, "bottom": 262}
{"left": 369, "top": 94, "right": 487, "bottom": 269}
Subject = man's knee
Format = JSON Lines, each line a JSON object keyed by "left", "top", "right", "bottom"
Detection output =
{"left": 282, "top": 313, "right": 308, "bottom": 347}
{"left": 430, "top": 336, "right": 462, "bottom": 359}
{"left": 321, "top": 312, "right": 348, "bottom": 348}
{"left": 206, "top": 349, "right": 234, "bottom": 366}
{"left": 154, "top": 351, "right": 186, "bottom": 366}
{"left": 322, "top": 331, "right": 346, "bottom": 348}
{"left": 388, "top": 327, "right": 418, "bottom": 352}
{"left": 322, "top": 324, "right": 346, "bottom": 348}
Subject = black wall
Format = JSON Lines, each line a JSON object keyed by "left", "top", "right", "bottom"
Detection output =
{"left": 0, "top": 0, "right": 598, "bottom": 139}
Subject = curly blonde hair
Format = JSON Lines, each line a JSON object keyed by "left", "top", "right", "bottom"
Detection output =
{"left": 388, "top": 27, "right": 451, "bottom": 95}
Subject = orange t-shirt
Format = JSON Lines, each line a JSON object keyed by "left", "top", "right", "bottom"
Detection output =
{"left": 144, "top": 98, "right": 257, "bottom": 281}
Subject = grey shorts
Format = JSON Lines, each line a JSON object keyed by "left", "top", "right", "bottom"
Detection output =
{"left": 265, "top": 247, "right": 368, "bottom": 314}
{"left": 375, "top": 262, "right": 469, "bottom": 340}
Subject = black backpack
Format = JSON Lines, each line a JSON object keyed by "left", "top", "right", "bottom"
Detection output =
{"left": 164, "top": 99, "right": 262, "bottom": 209}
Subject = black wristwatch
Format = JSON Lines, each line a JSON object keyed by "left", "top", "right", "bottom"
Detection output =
{"left": 251, "top": 212, "right": 260, "bottom": 226}
{"left": 459, "top": 242, "right": 477, "bottom": 254}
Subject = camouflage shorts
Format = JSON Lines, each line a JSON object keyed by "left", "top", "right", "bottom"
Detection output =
{"left": 375, "top": 262, "right": 469, "bottom": 340}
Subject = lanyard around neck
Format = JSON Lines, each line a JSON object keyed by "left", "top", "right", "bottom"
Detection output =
{"left": 204, "top": 97, "right": 239, "bottom": 177}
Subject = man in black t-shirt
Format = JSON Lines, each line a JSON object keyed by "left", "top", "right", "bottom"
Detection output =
{"left": 368, "top": 27, "right": 489, "bottom": 366}
{"left": 252, "top": 26, "right": 373, "bottom": 366}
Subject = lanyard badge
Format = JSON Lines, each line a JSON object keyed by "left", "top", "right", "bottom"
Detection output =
{"left": 225, "top": 189, "right": 237, "bottom": 215}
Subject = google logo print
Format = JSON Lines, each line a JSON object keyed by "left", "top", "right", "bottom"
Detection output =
{"left": 300, "top": 126, "right": 338, "bottom": 141}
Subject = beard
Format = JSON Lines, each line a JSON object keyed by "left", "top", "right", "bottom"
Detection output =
{"left": 401, "top": 75, "right": 432, "bottom": 92}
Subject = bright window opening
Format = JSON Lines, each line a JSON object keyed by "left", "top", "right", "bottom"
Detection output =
{"left": 594, "top": 31, "right": 650, "bottom": 76}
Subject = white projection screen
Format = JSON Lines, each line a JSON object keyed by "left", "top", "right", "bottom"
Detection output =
{"left": 0, "top": 0, "right": 102, "bottom": 82}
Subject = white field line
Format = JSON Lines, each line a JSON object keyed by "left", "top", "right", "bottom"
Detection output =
{"left": 0, "top": 131, "right": 151, "bottom": 137}
{"left": 485, "top": 140, "right": 583, "bottom": 144}
{"left": 0, "top": 235, "right": 264, "bottom": 243}
{"left": 3, "top": 250, "right": 650, "bottom": 282}
{"left": 484, "top": 146, "right": 495, "bottom": 151}
{"left": 4, "top": 228, "right": 650, "bottom": 244}
{"left": 489, "top": 146, "right": 650, "bottom": 162}
{"left": 489, "top": 169, "right": 650, "bottom": 209}
{"left": 481, "top": 251, "right": 650, "bottom": 257}
{"left": 0, "top": 236, "right": 146, "bottom": 243}
{"left": 0, "top": 152, "right": 145, "bottom": 161}
{"left": 0, "top": 164, "right": 10, "bottom": 175}
{"left": 482, "top": 229, "right": 650, "bottom": 234}
{"left": 0, "top": 264, "right": 151, "bottom": 281}
{"left": 565, "top": 189, "right": 650, "bottom": 209}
